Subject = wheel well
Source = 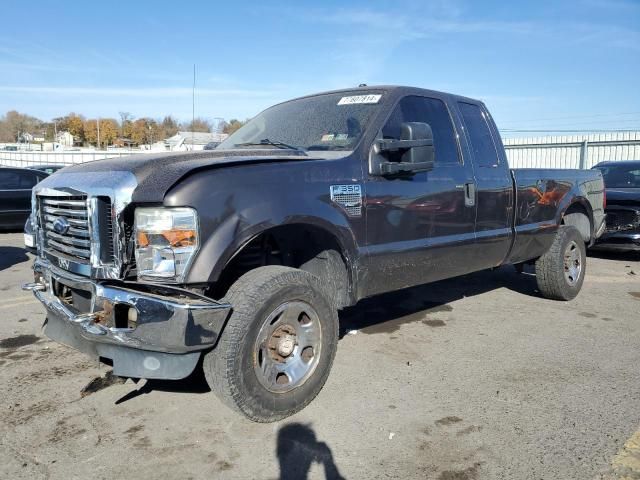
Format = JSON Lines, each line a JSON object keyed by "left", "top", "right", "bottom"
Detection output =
{"left": 209, "top": 224, "right": 351, "bottom": 309}
{"left": 562, "top": 202, "right": 592, "bottom": 243}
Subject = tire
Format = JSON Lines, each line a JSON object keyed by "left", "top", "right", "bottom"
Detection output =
{"left": 203, "top": 266, "right": 339, "bottom": 422}
{"left": 535, "top": 226, "right": 586, "bottom": 301}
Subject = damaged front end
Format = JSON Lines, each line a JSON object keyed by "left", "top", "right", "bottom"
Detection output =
{"left": 594, "top": 206, "right": 640, "bottom": 251}
{"left": 23, "top": 169, "right": 231, "bottom": 380}
{"left": 24, "top": 258, "right": 230, "bottom": 380}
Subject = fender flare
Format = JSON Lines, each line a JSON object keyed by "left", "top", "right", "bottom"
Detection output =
{"left": 185, "top": 204, "right": 360, "bottom": 296}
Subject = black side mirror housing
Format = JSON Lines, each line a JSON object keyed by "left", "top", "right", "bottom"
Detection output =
{"left": 369, "top": 122, "right": 435, "bottom": 176}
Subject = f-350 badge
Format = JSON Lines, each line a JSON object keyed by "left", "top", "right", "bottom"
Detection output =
{"left": 330, "top": 184, "right": 362, "bottom": 217}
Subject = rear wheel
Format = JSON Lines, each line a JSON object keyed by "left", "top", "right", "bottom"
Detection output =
{"left": 203, "top": 266, "right": 338, "bottom": 422}
{"left": 535, "top": 226, "right": 586, "bottom": 301}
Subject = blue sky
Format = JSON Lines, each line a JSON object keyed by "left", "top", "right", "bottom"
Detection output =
{"left": 0, "top": 0, "right": 638, "bottom": 135}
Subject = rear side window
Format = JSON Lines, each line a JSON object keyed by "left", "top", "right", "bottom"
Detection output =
{"left": 458, "top": 102, "right": 499, "bottom": 168}
{"left": 0, "top": 170, "right": 39, "bottom": 189}
{"left": 382, "top": 96, "right": 460, "bottom": 165}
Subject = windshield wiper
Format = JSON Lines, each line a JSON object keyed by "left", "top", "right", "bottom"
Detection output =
{"left": 234, "top": 138, "right": 303, "bottom": 151}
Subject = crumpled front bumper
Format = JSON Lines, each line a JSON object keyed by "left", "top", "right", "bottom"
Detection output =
{"left": 593, "top": 230, "right": 640, "bottom": 252}
{"left": 24, "top": 258, "right": 231, "bottom": 380}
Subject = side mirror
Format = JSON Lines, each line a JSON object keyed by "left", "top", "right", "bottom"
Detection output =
{"left": 369, "top": 122, "right": 435, "bottom": 176}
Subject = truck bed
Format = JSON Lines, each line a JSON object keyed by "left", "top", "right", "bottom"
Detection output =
{"left": 507, "top": 168, "right": 606, "bottom": 263}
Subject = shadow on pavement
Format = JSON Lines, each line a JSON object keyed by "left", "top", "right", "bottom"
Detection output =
{"left": 339, "top": 265, "right": 538, "bottom": 337}
{"left": 114, "top": 364, "right": 210, "bottom": 405}
{"left": 277, "top": 423, "right": 345, "bottom": 480}
{"left": 587, "top": 249, "right": 640, "bottom": 262}
{"left": 0, "top": 246, "right": 29, "bottom": 272}
{"left": 114, "top": 266, "right": 541, "bottom": 399}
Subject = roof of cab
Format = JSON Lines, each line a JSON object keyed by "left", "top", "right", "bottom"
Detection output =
{"left": 273, "top": 85, "right": 483, "bottom": 108}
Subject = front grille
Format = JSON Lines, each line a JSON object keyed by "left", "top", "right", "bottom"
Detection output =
{"left": 39, "top": 195, "right": 91, "bottom": 262}
{"left": 95, "top": 196, "right": 116, "bottom": 263}
{"left": 606, "top": 209, "right": 640, "bottom": 232}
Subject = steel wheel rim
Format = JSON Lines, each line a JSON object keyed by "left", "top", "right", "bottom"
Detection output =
{"left": 253, "top": 301, "right": 322, "bottom": 393}
{"left": 563, "top": 240, "right": 582, "bottom": 286}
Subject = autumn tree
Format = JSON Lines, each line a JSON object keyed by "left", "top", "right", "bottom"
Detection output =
{"left": 53, "top": 113, "right": 85, "bottom": 144}
{"left": 44, "top": 122, "right": 56, "bottom": 141}
{"left": 117, "top": 112, "right": 133, "bottom": 139}
{"left": 183, "top": 117, "right": 211, "bottom": 132}
{"left": 160, "top": 115, "right": 179, "bottom": 138}
{"left": 130, "top": 118, "right": 161, "bottom": 145}
{"left": 0, "top": 110, "right": 43, "bottom": 142}
{"left": 0, "top": 114, "right": 13, "bottom": 142}
{"left": 84, "top": 118, "right": 118, "bottom": 148}
{"left": 222, "top": 118, "right": 248, "bottom": 135}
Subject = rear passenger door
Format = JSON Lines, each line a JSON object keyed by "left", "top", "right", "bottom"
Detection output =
{"left": 456, "top": 102, "right": 514, "bottom": 267}
{"left": 362, "top": 95, "right": 477, "bottom": 296}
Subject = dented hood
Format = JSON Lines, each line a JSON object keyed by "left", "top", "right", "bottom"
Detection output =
{"left": 60, "top": 150, "right": 311, "bottom": 203}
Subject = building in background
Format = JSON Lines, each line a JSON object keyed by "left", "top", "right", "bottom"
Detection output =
{"left": 55, "top": 131, "right": 74, "bottom": 147}
{"left": 19, "top": 131, "right": 46, "bottom": 143}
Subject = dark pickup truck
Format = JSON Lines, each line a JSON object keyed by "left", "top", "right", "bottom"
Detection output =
{"left": 591, "top": 160, "right": 640, "bottom": 251}
{"left": 24, "top": 86, "right": 605, "bottom": 422}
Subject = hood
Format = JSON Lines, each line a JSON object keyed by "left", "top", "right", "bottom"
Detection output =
{"left": 61, "top": 149, "right": 311, "bottom": 203}
{"left": 605, "top": 188, "right": 640, "bottom": 207}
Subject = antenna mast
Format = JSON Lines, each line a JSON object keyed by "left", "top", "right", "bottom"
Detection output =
{"left": 192, "top": 64, "right": 196, "bottom": 149}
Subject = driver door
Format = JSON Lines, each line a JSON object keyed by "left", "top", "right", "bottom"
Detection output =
{"left": 362, "top": 95, "right": 477, "bottom": 297}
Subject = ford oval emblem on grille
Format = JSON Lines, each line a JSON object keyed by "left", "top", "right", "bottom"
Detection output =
{"left": 52, "top": 217, "right": 70, "bottom": 235}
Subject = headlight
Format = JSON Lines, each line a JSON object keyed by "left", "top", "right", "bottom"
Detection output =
{"left": 134, "top": 207, "right": 199, "bottom": 282}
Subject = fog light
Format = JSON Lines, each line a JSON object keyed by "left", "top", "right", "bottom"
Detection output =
{"left": 127, "top": 307, "right": 138, "bottom": 328}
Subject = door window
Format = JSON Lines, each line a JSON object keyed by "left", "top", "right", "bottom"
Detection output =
{"left": 458, "top": 102, "right": 500, "bottom": 168}
{"left": 381, "top": 96, "right": 460, "bottom": 165}
{"left": 0, "top": 170, "right": 38, "bottom": 189}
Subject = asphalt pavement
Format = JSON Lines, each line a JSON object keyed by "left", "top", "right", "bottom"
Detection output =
{"left": 1, "top": 232, "right": 639, "bottom": 479}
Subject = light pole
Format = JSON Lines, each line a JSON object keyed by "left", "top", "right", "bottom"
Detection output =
{"left": 212, "top": 117, "right": 224, "bottom": 141}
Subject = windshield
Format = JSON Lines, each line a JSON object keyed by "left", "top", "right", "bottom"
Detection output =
{"left": 217, "top": 91, "right": 384, "bottom": 152}
{"left": 594, "top": 163, "right": 640, "bottom": 188}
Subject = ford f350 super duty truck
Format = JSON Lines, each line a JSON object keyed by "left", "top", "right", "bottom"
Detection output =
{"left": 24, "top": 86, "right": 606, "bottom": 422}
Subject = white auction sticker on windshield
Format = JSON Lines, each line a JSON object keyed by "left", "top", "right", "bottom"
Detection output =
{"left": 337, "top": 94, "right": 382, "bottom": 105}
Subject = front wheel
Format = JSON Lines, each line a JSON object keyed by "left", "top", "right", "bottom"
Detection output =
{"left": 535, "top": 226, "right": 586, "bottom": 301}
{"left": 203, "top": 266, "right": 338, "bottom": 422}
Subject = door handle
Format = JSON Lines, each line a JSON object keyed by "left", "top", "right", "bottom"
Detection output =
{"left": 464, "top": 182, "right": 476, "bottom": 207}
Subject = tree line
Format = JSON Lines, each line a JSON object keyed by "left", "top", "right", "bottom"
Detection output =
{"left": 0, "top": 110, "right": 248, "bottom": 147}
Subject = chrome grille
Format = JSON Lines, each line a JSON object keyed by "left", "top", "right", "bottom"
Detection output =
{"left": 606, "top": 209, "right": 640, "bottom": 232}
{"left": 39, "top": 195, "right": 91, "bottom": 262}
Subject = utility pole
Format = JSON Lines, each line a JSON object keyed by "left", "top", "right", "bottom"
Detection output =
{"left": 192, "top": 64, "right": 196, "bottom": 150}
{"left": 97, "top": 118, "right": 101, "bottom": 150}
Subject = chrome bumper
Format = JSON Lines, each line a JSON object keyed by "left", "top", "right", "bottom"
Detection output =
{"left": 24, "top": 258, "right": 231, "bottom": 379}
{"left": 592, "top": 231, "right": 640, "bottom": 252}
{"left": 595, "top": 216, "right": 607, "bottom": 239}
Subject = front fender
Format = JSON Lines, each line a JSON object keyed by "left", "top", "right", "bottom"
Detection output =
{"left": 192, "top": 208, "right": 359, "bottom": 285}
{"left": 162, "top": 159, "right": 364, "bottom": 286}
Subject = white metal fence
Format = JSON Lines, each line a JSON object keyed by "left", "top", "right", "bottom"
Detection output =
{"left": 0, "top": 150, "right": 139, "bottom": 168}
{"left": 504, "top": 131, "right": 640, "bottom": 169}
{"left": 2, "top": 131, "right": 639, "bottom": 170}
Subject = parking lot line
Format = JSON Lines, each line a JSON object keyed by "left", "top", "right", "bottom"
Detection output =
{"left": 609, "top": 426, "right": 640, "bottom": 478}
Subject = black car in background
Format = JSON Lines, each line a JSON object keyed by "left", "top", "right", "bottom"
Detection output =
{"left": 0, "top": 167, "right": 48, "bottom": 230}
{"left": 28, "top": 164, "right": 67, "bottom": 175}
{"left": 592, "top": 160, "right": 640, "bottom": 251}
